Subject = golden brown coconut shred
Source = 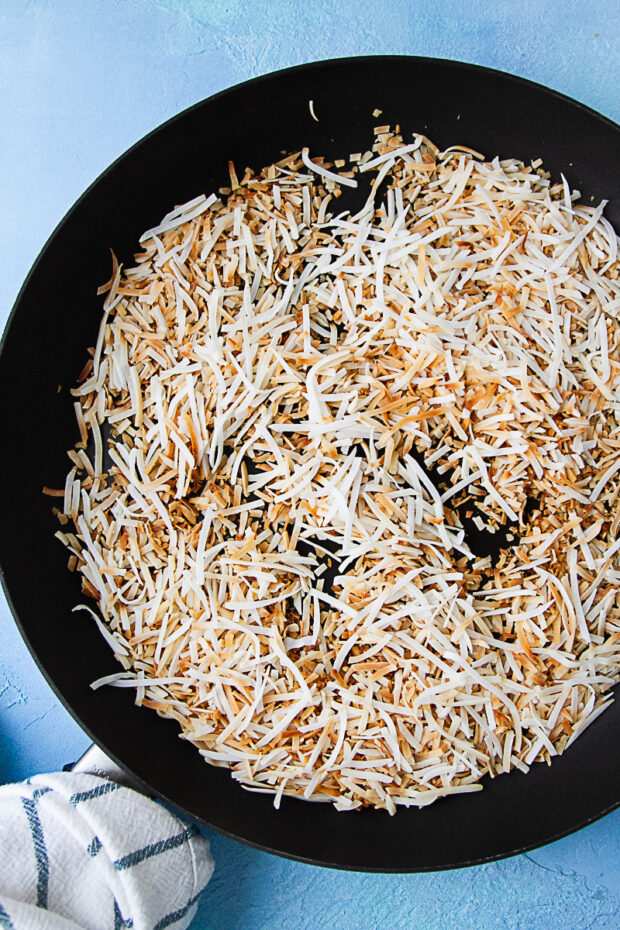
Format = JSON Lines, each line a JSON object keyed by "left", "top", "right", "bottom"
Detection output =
{"left": 55, "top": 130, "right": 620, "bottom": 812}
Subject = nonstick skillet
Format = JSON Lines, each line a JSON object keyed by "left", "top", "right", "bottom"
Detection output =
{"left": 0, "top": 56, "right": 619, "bottom": 872}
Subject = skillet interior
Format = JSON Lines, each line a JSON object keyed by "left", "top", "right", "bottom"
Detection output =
{"left": 0, "top": 56, "right": 618, "bottom": 871}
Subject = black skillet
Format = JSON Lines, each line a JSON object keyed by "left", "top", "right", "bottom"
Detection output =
{"left": 1, "top": 57, "right": 619, "bottom": 872}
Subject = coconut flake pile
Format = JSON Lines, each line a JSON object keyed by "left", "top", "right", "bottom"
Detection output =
{"left": 53, "top": 130, "right": 620, "bottom": 812}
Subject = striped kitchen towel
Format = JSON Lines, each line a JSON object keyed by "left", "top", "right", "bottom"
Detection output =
{"left": 0, "top": 772, "right": 214, "bottom": 930}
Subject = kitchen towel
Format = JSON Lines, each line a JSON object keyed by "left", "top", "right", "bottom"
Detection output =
{"left": 0, "top": 772, "right": 214, "bottom": 929}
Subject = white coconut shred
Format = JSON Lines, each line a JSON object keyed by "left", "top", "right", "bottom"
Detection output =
{"left": 50, "top": 130, "right": 620, "bottom": 813}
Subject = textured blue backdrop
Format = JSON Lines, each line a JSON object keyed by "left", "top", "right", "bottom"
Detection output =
{"left": 1, "top": 2, "right": 619, "bottom": 928}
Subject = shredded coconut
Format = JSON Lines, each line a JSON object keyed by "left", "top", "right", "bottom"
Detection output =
{"left": 55, "top": 130, "right": 620, "bottom": 812}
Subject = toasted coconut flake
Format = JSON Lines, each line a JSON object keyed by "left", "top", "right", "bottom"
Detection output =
{"left": 56, "top": 129, "right": 620, "bottom": 813}
{"left": 301, "top": 148, "right": 358, "bottom": 188}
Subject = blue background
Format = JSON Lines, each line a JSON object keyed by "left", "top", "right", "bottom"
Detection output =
{"left": 1, "top": 2, "right": 619, "bottom": 927}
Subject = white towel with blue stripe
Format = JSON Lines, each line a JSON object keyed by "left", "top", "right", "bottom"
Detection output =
{"left": 0, "top": 773, "right": 214, "bottom": 930}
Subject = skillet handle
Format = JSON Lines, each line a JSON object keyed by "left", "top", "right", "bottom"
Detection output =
{"left": 70, "top": 743, "right": 147, "bottom": 794}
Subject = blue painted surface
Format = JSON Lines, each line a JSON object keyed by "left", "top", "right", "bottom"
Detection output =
{"left": 1, "top": 1, "right": 619, "bottom": 927}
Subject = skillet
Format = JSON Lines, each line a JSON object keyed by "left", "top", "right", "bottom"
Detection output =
{"left": 0, "top": 56, "right": 619, "bottom": 871}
